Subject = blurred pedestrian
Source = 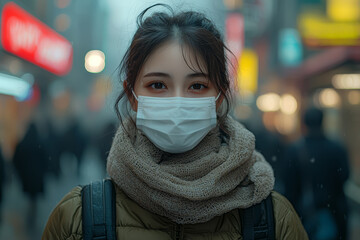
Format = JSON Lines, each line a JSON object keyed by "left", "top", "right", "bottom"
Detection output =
{"left": 61, "top": 118, "right": 87, "bottom": 176}
{"left": 96, "top": 121, "right": 117, "bottom": 171}
{"left": 42, "top": 4, "right": 308, "bottom": 239}
{"left": 249, "top": 121, "right": 286, "bottom": 194}
{"left": 43, "top": 119, "right": 62, "bottom": 179}
{"left": 13, "top": 122, "right": 47, "bottom": 229}
{"left": 284, "top": 107, "right": 350, "bottom": 240}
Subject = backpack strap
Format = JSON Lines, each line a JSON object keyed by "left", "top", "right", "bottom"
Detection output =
{"left": 240, "top": 194, "right": 275, "bottom": 240}
{"left": 82, "top": 179, "right": 116, "bottom": 240}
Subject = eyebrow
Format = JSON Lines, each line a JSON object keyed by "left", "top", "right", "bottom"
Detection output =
{"left": 143, "top": 72, "right": 208, "bottom": 78}
{"left": 186, "top": 72, "right": 208, "bottom": 78}
{"left": 143, "top": 72, "right": 170, "bottom": 78}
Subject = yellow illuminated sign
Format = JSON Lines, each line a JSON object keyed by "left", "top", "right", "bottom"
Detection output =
{"left": 298, "top": 12, "right": 360, "bottom": 46}
{"left": 327, "top": 0, "right": 360, "bottom": 22}
{"left": 237, "top": 49, "right": 258, "bottom": 94}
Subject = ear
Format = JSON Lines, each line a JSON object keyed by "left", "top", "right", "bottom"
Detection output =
{"left": 123, "top": 81, "right": 137, "bottom": 112}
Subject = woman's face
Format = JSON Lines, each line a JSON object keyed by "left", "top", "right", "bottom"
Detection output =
{"left": 131, "top": 41, "right": 220, "bottom": 110}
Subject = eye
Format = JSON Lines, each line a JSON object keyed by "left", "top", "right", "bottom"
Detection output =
{"left": 190, "top": 83, "right": 208, "bottom": 90}
{"left": 149, "top": 82, "right": 166, "bottom": 89}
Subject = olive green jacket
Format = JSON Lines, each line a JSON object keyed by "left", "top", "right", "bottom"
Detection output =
{"left": 42, "top": 184, "right": 308, "bottom": 240}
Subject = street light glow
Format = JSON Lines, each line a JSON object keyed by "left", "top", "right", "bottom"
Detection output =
{"left": 332, "top": 74, "right": 360, "bottom": 89}
{"left": 280, "top": 94, "right": 297, "bottom": 115}
{"left": 85, "top": 50, "right": 105, "bottom": 73}
{"left": 256, "top": 93, "right": 280, "bottom": 112}
{"left": 318, "top": 88, "right": 340, "bottom": 108}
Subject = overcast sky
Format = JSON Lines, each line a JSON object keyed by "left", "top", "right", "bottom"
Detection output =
{"left": 105, "top": 0, "right": 226, "bottom": 76}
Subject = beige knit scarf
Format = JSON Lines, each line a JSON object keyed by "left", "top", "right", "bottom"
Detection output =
{"left": 107, "top": 116, "right": 274, "bottom": 224}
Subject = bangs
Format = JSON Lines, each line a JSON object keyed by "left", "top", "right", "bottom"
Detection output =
{"left": 180, "top": 43, "right": 209, "bottom": 80}
{"left": 177, "top": 28, "right": 226, "bottom": 91}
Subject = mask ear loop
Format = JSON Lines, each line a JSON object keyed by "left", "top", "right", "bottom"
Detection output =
{"left": 129, "top": 89, "right": 138, "bottom": 121}
{"left": 215, "top": 92, "right": 224, "bottom": 120}
{"left": 215, "top": 92, "right": 221, "bottom": 101}
{"left": 131, "top": 89, "right": 139, "bottom": 101}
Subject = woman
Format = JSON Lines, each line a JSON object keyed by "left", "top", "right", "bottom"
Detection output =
{"left": 42, "top": 4, "right": 308, "bottom": 239}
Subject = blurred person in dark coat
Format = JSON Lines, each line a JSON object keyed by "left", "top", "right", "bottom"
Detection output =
{"left": 250, "top": 123, "right": 286, "bottom": 194}
{"left": 43, "top": 119, "right": 62, "bottom": 179}
{"left": 61, "top": 118, "right": 87, "bottom": 176}
{"left": 13, "top": 122, "right": 48, "bottom": 228}
{"left": 96, "top": 121, "right": 117, "bottom": 170}
{"left": 284, "top": 107, "right": 350, "bottom": 240}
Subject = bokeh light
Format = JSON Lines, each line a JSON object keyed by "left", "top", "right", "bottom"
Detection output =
{"left": 332, "top": 74, "right": 360, "bottom": 89}
{"left": 56, "top": 0, "right": 71, "bottom": 9}
{"left": 318, "top": 88, "right": 341, "bottom": 108}
{"left": 85, "top": 50, "right": 105, "bottom": 73}
{"left": 55, "top": 14, "right": 71, "bottom": 32}
{"left": 256, "top": 93, "right": 280, "bottom": 112}
{"left": 274, "top": 113, "right": 297, "bottom": 135}
{"left": 280, "top": 94, "right": 298, "bottom": 114}
{"left": 223, "top": 0, "right": 242, "bottom": 10}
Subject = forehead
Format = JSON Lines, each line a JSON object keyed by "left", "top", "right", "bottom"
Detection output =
{"left": 140, "top": 41, "right": 207, "bottom": 74}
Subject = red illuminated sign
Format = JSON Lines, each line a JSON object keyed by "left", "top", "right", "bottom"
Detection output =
{"left": 225, "top": 13, "right": 244, "bottom": 80}
{"left": 1, "top": 2, "right": 73, "bottom": 76}
{"left": 226, "top": 13, "right": 244, "bottom": 57}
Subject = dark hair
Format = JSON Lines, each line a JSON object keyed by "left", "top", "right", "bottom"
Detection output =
{"left": 115, "top": 4, "right": 233, "bottom": 126}
{"left": 304, "top": 107, "right": 323, "bottom": 129}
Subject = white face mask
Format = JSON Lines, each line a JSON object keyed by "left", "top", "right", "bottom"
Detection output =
{"left": 132, "top": 91, "right": 220, "bottom": 153}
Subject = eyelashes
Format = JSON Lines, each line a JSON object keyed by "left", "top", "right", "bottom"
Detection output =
{"left": 190, "top": 83, "right": 208, "bottom": 90}
{"left": 146, "top": 81, "right": 208, "bottom": 91}
{"left": 149, "top": 82, "right": 166, "bottom": 89}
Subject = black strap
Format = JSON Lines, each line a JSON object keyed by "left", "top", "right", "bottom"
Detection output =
{"left": 240, "top": 194, "right": 275, "bottom": 240}
{"left": 82, "top": 179, "right": 116, "bottom": 240}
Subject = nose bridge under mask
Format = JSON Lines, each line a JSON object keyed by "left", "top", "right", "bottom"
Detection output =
{"left": 174, "top": 88, "right": 184, "bottom": 98}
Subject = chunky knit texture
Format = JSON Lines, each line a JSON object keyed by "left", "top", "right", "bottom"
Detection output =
{"left": 107, "top": 116, "right": 274, "bottom": 224}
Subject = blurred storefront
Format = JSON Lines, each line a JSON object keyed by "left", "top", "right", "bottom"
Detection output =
{"left": 276, "top": 1, "right": 360, "bottom": 237}
{"left": 286, "top": 45, "right": 360, "bottom": 221}
{"left": 228, "top": 1, "right": 360, "bottom": 237}
{"left": 235, "top": 0, "right": 360, "bottom": 179}
{"left": 0, "top": 0, "right": 110, "bottom": 161}
{"left": 0, "top": 0, "right": 71, "bottom": 160}
{"left": 287, "top": 1, "right": 360, "bottom": 208}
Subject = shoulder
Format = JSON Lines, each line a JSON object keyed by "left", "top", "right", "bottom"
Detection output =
{"left": 42, "top": 186, "right": 83, "bottom": 240}
{"left": 328, "top": 139, "right": 347, "bottom": 152}
{"left": 271, "top": 191, "right": 309, "bottom": 240}
{"left": 113, "top": 184, "right": 174, "bottom": 231}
